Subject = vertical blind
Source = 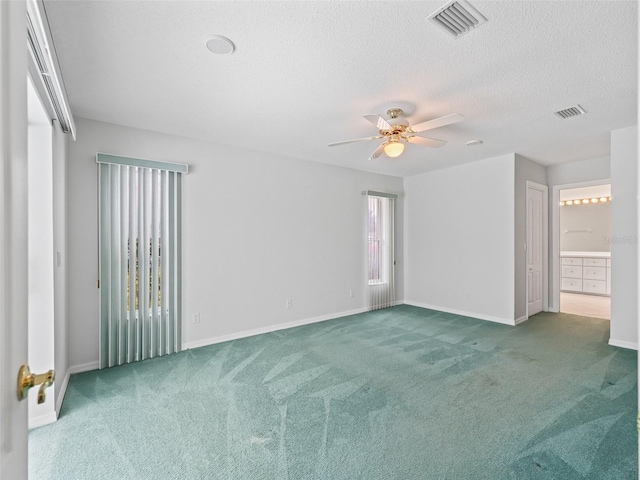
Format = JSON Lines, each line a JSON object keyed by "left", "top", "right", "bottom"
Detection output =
{"left": 98, "top": 153, "right": 187, "bottom": 369}
{"left": 364, "top": 191, "right": 396, "bottom": 311}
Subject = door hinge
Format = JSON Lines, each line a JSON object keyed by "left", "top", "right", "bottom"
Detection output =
{"left": 97, "top": 279, "right": 100, "bottom": 289}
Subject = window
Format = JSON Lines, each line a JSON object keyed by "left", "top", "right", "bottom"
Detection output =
{"left": 368, "top": 196, "right": 386, "bottom": 284}
{"left": 98, "top": 153, "right": 187, "bottom": 368}
{"left": 365, "top": 192, "right": 396, "bottom": 310}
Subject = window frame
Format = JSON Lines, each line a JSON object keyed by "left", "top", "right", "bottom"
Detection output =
{"left": 368, "top": 195, "right": 389, "bottom": 286}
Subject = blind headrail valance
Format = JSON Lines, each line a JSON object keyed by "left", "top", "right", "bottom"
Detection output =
{"left": 361, "top": 190, "right": 398, "bottom": 199}
{"left": 97, "top": 153, "right": 189, "bottom": 174}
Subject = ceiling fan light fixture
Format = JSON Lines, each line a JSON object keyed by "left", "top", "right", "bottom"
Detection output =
{"left": 383, "top": 139, "right": 404, "bottom": 158}
{"left": 329, "top": 110, "right": 463, "bottom": 160}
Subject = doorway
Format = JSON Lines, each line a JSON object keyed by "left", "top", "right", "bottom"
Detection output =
{"left": 26, "top": 76, "right": 56, "bottom": 428}
{"left": 557, "top": 183, "right": 611, "bottom": 320}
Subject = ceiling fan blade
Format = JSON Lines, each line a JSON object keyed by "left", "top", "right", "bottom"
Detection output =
{"left": 368, "top": 144, "right": 385, "bottom": 160}
{"left": 407, "top": 135, "right": 447, "bottom": 148}
{"left": 328, "top": 135, "right": 383, "bottom": 147}
{"left": 363, "top": 114, "right": 392, "bottom": 130}
{"left": 410, "top": 113, "right": 464, "bottom": 133}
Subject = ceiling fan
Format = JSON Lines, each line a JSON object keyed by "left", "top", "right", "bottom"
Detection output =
{"left": 328, "top": 108, "right": 464, "bottom": 160}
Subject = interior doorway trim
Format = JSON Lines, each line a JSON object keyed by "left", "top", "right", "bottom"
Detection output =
{"left": 550, "top": 178, "right": 611, "bottom": 313}
{"left": 526, "top": 181, "right": 549, "bottom": 318}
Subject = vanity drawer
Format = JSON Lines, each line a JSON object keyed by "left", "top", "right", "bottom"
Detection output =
{"left": 583, "top": 280, "right": 606, "bottom": 294}
{"left": 583, "top": 258, "right": 606, "bottom": 267}
{"left": 560, "top": 254, "right": 610, "bottom": 296}
{"left": 561, "top": 278, "right": 583, "bottom": 292}
{"left": 562, "top": 257, "right": 583, "bottom": 266}
{"left": 561, "top": 266, "right": 583, "bottom": 279}
{"left": 584, "top": 266, "right": 606, "bottom": 281}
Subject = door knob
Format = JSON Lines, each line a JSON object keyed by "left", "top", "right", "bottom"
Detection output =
{"left": 17, "top": 365, "right": 54, "bottom": 404}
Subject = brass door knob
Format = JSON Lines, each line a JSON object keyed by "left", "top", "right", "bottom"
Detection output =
{"left": 17, "top": 365, "right": 55, "bottom": 404}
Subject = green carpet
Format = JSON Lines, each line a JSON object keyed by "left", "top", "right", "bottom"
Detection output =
{"left": 29, "top": 306, "right": 637, "bottom": 479}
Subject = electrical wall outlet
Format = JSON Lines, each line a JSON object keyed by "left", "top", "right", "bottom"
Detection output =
{"left": 285, "top": 299, "right": 292, "bottom": 309}
{"left": 193, "top": 312, "right": 201, "bottom": 324}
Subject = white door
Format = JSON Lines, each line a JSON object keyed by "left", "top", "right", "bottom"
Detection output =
{"left": 527, "top": 185, "right": 544, "bottom": 316}
{"left": 0, "top": 1, "right": 29, "bottom": 478}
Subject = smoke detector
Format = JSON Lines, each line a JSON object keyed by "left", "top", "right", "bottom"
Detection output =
{"left": 205, "top": 35, "right": 235, "bottom": 55}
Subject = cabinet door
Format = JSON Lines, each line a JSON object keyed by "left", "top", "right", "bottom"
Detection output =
{"left": 561, "top": 266, "right": 583, "bottom": 279}
{"left": 562, "top": 257, "right": 583, "bottom": 266}
{"left": 561, "top": 278, "right": 583, "bottom": 292}
{"left": 584, "top": 267, "right": 606, "bottom": 281}
{"left": 583, "top": 280, "right": 606, "bottom": 294}
{"left": 584, "top": 258, "right": 606, "bottom": 267}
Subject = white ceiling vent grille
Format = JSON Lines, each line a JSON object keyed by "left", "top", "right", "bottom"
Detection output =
{"left": 427, "top": 0, "right": 488, "bottom": 38}
{"left": 554, "top": 105, "right": 587, "bottom": 119}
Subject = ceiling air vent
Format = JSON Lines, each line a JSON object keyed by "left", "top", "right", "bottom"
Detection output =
{"left": 554, "top": 105, "right": 587, "bottom": 119}
{"left": 427, "top": 0, "right": 488, "bottom": 38}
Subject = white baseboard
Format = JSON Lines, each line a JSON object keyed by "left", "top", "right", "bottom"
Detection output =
{"left": 28, "top": 411, "right": 57, "bottom": 430}
{"left": 608, "top": 338, "right": 638, "bottom": 350}
{"left": 403, "top": 300, "right": 516, "bottom": 326}
{"left": 70, "top": 305, "right": 407, "bottom": 366}
{"left": 30, "top": 367, "right": 71, "bottom": 429}
{"left": 55, "top": 368, "right": 71, "bottom": 417}
{"left": 69, "top": 360, "right": 99, "bottom": 374}
{"left": 514, "top": 315, "right": 528, "bottom": 325}
{"left": 45, "top": 361, "right": 99, "bottom": 421}
{"left": 183, "top": 307, "right": 369, "bottom": 350}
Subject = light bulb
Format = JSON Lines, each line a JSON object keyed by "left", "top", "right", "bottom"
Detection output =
{"left": 383, "top": 140, "right": 404, "bottom": 158}
{"left": 560, "top": 201, "right": 565, "bottom": 206}
{"left": 566, "top": 200, "right": 573, "bottom": 205}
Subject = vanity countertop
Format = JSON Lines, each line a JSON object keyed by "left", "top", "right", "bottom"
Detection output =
{"left": 560, "top": 251, "right": 611, "bottom": 258}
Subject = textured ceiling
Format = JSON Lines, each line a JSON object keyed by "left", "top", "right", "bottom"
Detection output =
{"left": 43, "top": 0, "right": 638, "bottom": 177}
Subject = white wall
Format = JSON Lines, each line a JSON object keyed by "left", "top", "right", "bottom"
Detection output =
{"left": 514, "top": 155, "right": 547, "bottom": 321}
{"left": 610, "top": 125, "right": 638, "bottom": 349}
{"left": 560, "top": 202, "right": 611, "bottom": 252}
{"left": 404, "top": 154, "right": 516, "bottom": 324}
{"left": 547, "top": 156, "right": 611, "bottom": 187}
{"left": 52, "top": 120, "right": 68, "bottom": 414}
{"left": 67, "top": 118, "right": 404, "bottom": 368}
{"left": 27, "top": 77, "right": 70, "bottom": 423}
{"left": 27, "top": 79, "right": 55, "bottom": 427}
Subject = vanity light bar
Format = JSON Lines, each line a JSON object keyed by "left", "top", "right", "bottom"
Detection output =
{"left": 560, "top": 196, "right": 611, "bottom": 206}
